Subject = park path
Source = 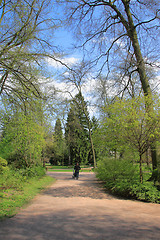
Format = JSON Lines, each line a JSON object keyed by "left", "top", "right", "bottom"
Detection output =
{"left": 0, "top": 172, "right": 160, "bottom": 240}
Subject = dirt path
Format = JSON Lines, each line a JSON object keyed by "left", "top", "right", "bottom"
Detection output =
{"left": 0, "top": 172, "right": 160, "bottom": 240}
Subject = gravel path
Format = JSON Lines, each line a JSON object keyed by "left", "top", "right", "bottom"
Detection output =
{"left": 0, "top": 172, "right": 160, "bottom": 240}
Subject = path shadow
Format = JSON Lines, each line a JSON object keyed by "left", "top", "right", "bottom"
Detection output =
{"left": 45, "top": 172, "right": 114, "bottom": 199}
{"left": 0, "top": 207, "right": 160, "bottom": 240}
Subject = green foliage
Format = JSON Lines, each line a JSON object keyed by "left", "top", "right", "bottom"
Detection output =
{"left": 51, "top": 118, "right": 65, "bottom": 165}
{"left": 65, "top": 93, "right": 91, "bottom": 165}
{"left": 0, "top": 111, "right": 45, "bottom": 167}
{"left": 96, "top": 158, "right": 160, "bottom": 203}
{"left": 0, "top": 173, "right": 54, "bottom": 219}
{"left": 0, "top": 155, "right": 50, "bottom": 220}
{"left": 103, "top": 95, "right": 160, "bottom": 157}
{"left": 0, "top": 168, "right": 24, "bottom": 190}
{"left": 97, "top": 95, "right": 160, "bottom": 182}
{"left": 130, "top": 181, "right": 160, "bottom": 203}
{"left": 54, "top": 118, "right": 63, "bottom": 142}
{"left": 0, "top": 157, "right": 8, "bottom": 173}
{"left": 94, "top": 94, "right": 160, "bottom": 201}
{"left": 21, "top": 166, "right": 46, "bottom": 178}
{"left": 0, "top": 0, "right": 55, "bottom": 105}
{"left": 0, "top": 166, "right": 46, "bottom": 191}
{"left": 96, "top": 158, "right": 139, "bottom": 196}
{"left": 43, "top": 122, "right": 68, "bottom": 166}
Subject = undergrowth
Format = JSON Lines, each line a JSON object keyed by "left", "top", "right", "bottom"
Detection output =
{"left": 95, "top": 158, "right": 160, "bottom": 203}
{"left": 0, "top": 166, "right": 55, "bottom": 220}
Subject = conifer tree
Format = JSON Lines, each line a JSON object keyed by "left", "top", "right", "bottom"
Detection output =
{"left": 53, "top": 118, "right": 64, "bottom": 165}
{"left": 65, "top": 93, "right": 90, "bottom": 165}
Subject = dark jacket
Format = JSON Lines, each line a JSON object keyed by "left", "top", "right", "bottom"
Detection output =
{"left": 74, "top": 164, "right": 81, "bottom": 173}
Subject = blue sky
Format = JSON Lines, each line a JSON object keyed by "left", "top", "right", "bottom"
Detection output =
{"left": 44, "top": 1, "right": 160, "bottom": 113}
{"left": 44, "top": 24, "right": 98, "bottom": 119}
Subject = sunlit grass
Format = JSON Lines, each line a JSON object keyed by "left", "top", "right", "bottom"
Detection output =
{"left": 46, "top": 164, "right": 94, "bottom": 172}
{"left": 0, "top": 175, "right": 55, "bottom": 220}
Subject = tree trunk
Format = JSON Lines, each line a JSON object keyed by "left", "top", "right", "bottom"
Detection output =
{"left": 89, "top": 128, "right": 96, "bottom": 168}
{"left": 146, "top": 149, "right": 149, "bottom": 167}
{"left": 122, "top": 0, "right": 157, "bottom": 169}
{"left": 139, "top": 154, "right": 143, "bottom": 184}
{"left": 150, "top": 142, "right": 157, "bottom": 170}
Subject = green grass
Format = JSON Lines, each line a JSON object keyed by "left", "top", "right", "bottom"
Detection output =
{"left": 0, "top": 175, "right": 55, "bottom": 220}
{"left": 48, "top": 169, "right": 73, "bottom": 172}
{"left": 47, "top": 165, "right": 94, "bottom": 172}
{"left": 48, "top": 169, "right": 93, "bottom": 172}
{"left": 47, "top": 168, "right": 93, "bottom": 173}
{"left": 46, "top": 165, "right": 72, "bottom": 169}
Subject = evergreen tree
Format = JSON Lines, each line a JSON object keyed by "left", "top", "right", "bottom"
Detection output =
{"left": 52, "top": 118, "right": 64, "bottom": 165}
{"left": 65, "top": 93, "right": 90, "bottom": 165}
{"left": 54, "top": 118, "right": 63, "bottom": 143}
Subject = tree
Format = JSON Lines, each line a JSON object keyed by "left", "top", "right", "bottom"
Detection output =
{"left": 0, "top": 0, "right": 61, "bottom": 107}
{"left": 54, "top": 118, "right": 63, "bottom": 143}
{"left": 102, "top": 95, "right": 160, "bottom": 183}
{"left": 62, "top": 0, "right": 160, "bottom": 169}
{"left": 0, "top": 94, "right": 46, "bottom": 167}
{"left": 0, "top": 0, "right": 66, "bottom": 168}
{"left": 0, "top": 111, "right": 45, "bottom": 167}
{"left": 65, "top": 93, "right": 90, "bottom": 165}
{"left": 61, "top": 61, "right": 97, "bottom": 167}
{"left": 52, "top": 118, "right": 65, "bottom": 165}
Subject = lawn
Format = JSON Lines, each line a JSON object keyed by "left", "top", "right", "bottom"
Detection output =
{"left": 0, "top": 175, "right": 55, "bottom": 220}
{"left": 46, "top": 164, "right": 94, "bottom": 172}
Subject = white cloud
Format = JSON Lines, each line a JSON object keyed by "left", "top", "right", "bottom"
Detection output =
{"left": 45, "top": 78, "right": 78, "bottom": 100}
{"left": 46, "top": 56, "right": 79, "bottom": 69}
{"left": 81, "top": 78, "right": 97, "bottom": 101}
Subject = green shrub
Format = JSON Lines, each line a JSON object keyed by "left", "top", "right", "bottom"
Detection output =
{"left": 0, "top": 168, "right": 24, "bottom": 190}
{"left": 96, "top": 157, "right": 139, "bottom": 196}
{"left": 96, "top": 157, "right": 160, "bottom": 203}
{"left": 0, "top": 157, "right": 8, "bottom": 173}
{"left": 130, "top": 181, "right": 160, "bottom": 203}
{"left": 0, "top": 165, "right": 46, "bottom": 191}
{"left": 24, "top": 166, "right": 46, "bottom": 178}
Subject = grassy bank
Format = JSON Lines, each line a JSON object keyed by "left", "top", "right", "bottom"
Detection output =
{"left": 0, "top": 170, "right": 55, "bottom": 220}
{"left": 47, "top": 165, "right": 94, "bottom": 172}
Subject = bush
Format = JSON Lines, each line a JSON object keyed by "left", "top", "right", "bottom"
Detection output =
{"left": 0, "top": 168, "right": 24, "bottom": 190}
{"left": 95, "top": 157, "right": 160, "bottom": 203}
{"left": 0, "top": 165, "right": 46, "bottom": 191}
{"left": 0, "top": 157, "right": 8, "bottom": 173}
{"left": 24, "top": 166, "right": 46, "bottom": 178}
{"left": 130, "top": 181, "right": 160, "bottom": 203}
{"left": 95, "top": 157, "right": 139, "bottom": 196}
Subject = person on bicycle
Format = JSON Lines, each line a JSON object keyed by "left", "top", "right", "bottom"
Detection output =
{"left": 74, "top": 162, "right": 81, "bottom": 179}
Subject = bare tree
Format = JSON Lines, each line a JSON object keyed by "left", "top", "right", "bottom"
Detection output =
{"left": 0, "top": 0, "right": 60, "bottom": 104}
{"left": 61, "top": 0, "right": 160, "bottom": 169}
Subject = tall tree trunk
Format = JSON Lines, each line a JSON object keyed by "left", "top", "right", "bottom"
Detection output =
{"left": 150, "top": 142, "right": 157, "bottom": 170}
{"left": 89, "top": 127, "right": 96, "bottom": 168}
{"left": 122, "top": 0, "right": 157, "bottom": 170}
{"left": 139, "top": 154, "right": 143, "bottom": 184}
{"left": 146, "top": 149, "right": 149, "bottom": 167}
